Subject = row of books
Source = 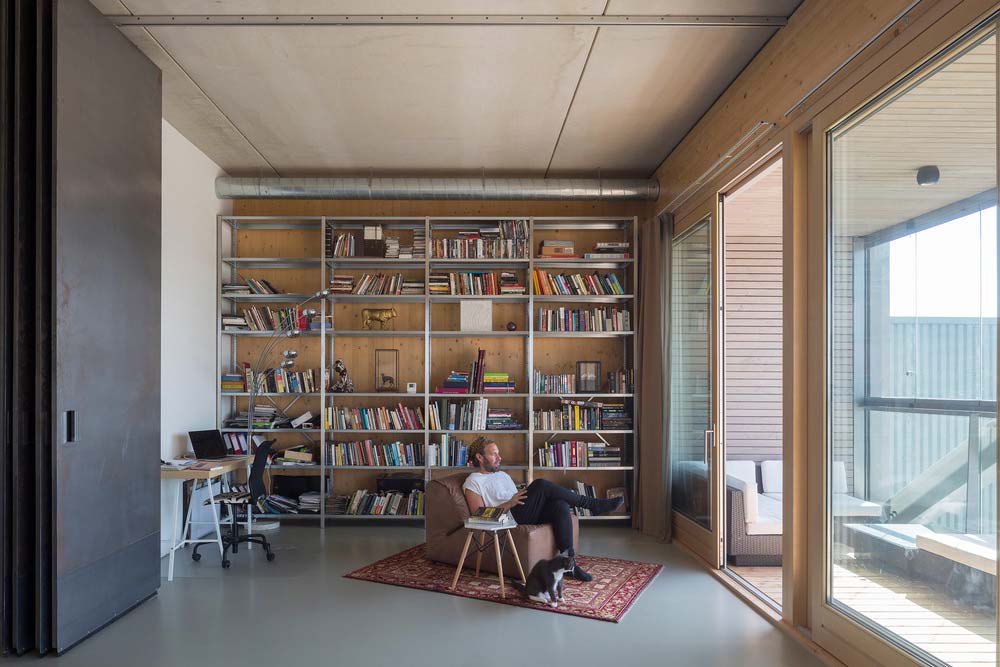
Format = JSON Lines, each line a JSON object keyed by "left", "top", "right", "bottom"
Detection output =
{"left": 222, "top": 278, "right": 283, "bottom": 295}
{"left": 607, "top": 369, "right": 635, "bottom": 394}
{"left": 324, "top": 404, "right": 426, "bottom": 431}
{"left": 532, "top": 370, "right": 576, "bottom": 394}
{"left": 536, "top": 441, "right": 623, "bottom": 468}
{"left": 328, "top": 272, "right": 425, "bottom": 295}
{"left": 531, "top": 270, "right": 625, "bottom": 296}
{"left": 536, "top": 306, "right": 631, "bottom": 332}
{"left": 533, "top": 400, "right": 633, "bottom": 431}
{"left": 431, "top": 238, "right": 530, "bottom": 259}
{"left": 327, "top": 233, "right": 357, "bottom": 257}
{"left": 334, "top": 489, "right": 425, "bottom": 516}
{"left": 428, "top": 271, "right": 525, "bottom": 295}
{"left": 223, "top": 306, "right": 311, "bottom": 332}
{"left": 426, "top": 435, "right": 468, "bottom": 467}
{"left": 327, "top": 440, "right": 424, "bottom": 467}
{"left": 227, "top": 366, "right": 320, "bottom": 394}
{"left": 437, "top": 348, "right": 502, "bottom": 394}
{"left": 427, "top": 399, "right": 523, "bottom": 431}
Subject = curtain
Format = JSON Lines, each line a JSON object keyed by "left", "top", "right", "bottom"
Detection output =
{"left": 633, "top": 212, "right": 672, "bottom": 540}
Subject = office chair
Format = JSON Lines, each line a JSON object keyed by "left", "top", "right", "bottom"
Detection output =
{"left": 193, "top": 440, "right": 276, "bottom": 568}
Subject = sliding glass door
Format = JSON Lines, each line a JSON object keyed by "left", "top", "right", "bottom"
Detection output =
{"left": 826, "top": 23, "right": 997, "bottom": 666}
{"left": 670, "top": 217, "right": 716, "bottom": 538}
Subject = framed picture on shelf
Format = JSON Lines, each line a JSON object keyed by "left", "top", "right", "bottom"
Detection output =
{"left": 375, "top": 349, "right": 399, "bottom": 392}
{"left": 576, "top": 361, "right": 601, "bottom": 392}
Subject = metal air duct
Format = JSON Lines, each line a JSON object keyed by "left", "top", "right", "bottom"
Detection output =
{"left": 215, "top": 176, "right": 660, "bottom": 201}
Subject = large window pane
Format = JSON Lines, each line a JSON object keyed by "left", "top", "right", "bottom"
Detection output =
{"left": 670, "top": 219, "right": 712, "bottom": 529}
{"left": 829, "top": 26, "right": 997, "bottom": 667}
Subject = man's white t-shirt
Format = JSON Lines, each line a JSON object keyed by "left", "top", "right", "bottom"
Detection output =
{"left": 462, "top": 471, "right": 518, "bottom": 507}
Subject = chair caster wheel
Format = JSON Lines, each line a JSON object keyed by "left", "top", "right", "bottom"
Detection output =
{"left": 191, "top": 553, "right": 201, "bottom": 562}
{"left": 221, "top": 559, "right": 231, "bottom": 569}
{"left": 266, "top": 552, "right": 276, "bottom": 562}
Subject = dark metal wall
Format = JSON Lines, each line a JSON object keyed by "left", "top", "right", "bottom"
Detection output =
{"left": 1, "top": 0, "right": 161, "bottom": 655}
{"left": 52, "top": 0, "right": 161, "bottom": 652}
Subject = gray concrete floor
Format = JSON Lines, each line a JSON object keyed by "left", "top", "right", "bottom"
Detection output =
{"left": 47, "top": 525, "right": 820, "bottom": 666}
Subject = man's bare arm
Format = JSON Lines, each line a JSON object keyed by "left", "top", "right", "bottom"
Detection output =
{"left": 464, "top": 489, "right": 485, "bottom": 514}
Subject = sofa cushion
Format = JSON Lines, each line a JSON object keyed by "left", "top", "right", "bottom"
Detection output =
{"left": 747, "top": 493, "right": 783, "bottom": 535}
{"left": 727, "top": 460, "right": 758, "bottom": 493}
{"left": 760, "top": 460, "right": 782, "bottom": 494}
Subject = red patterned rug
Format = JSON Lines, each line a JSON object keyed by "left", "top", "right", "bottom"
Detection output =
{"left": 344, "top": 545, "right": 662, "bottom": 622}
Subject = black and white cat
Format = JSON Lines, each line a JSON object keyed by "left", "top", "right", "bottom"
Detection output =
{"left": 512, "top": 553, "right": 575, "bottom": 608}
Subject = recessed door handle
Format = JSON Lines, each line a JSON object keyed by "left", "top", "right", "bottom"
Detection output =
{"left": 65, "top": 410, "right": 77, "bottom": 444}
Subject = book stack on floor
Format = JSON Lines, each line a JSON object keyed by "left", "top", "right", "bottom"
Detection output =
{"left": 532, "top": 369, "right": 576, "bottom": 394}
{"left": 531, "top": 270, "right": 624, "bottom": 296}
{"left": 466, "top": 506, "right": 513, "bottom": 528}
{"left": 607, "top": 369, "right": 634, "bottom": 393}
{"left": 335, "top": 489, "right": 424, "bottom": 516}
{"left": 536, "top": 441, "right": 622, "bottom": 467}
{"left": 536, "top": 306, "right": 631, "bottom": 332}
{"left": 534, "top": 399, "right": 603, "bottom": 430}
{"left": 584, "top": 241, "right": 631, "bottom": 260}
{"left": 537, "top": 239, "right": 576, "bottom": 258}
{"left": 426, "top": 434, "right": 468, "bottom": 466}
{"left": 324, "top": 404, "right": 426, "bottom": 431}
{"left": 431, "top": 220, "right": 529, "bottom": 259}
{"left": 328, "top": 440, "right": 425, "bottom": 467}
{"left": 600, "top": 403, "right": 632, "bottom": 430}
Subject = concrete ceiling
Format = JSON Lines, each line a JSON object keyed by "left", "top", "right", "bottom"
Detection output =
{"left": 92, "top": 0, "right": 800, "bottom": 177}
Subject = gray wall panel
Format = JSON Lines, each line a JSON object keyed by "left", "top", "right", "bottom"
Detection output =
{"left": 53, "top": 0, "right": 160, "bottom": 652}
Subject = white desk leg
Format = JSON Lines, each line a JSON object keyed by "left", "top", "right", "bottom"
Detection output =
{"left": 168, "top": 479, "right": 182, "bottom": 582}
{"left": 206, "top": 479, "right": 224, "bottom": 557}
{"left": 181, "top": 479, "right": 196, "bottom": 551}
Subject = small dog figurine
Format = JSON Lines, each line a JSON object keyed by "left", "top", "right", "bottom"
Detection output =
{"left": 331, "top": 359, "right": 355, "bottom": 393}
{"left": 512, "top": 553, "right": 575, "bottom": 608}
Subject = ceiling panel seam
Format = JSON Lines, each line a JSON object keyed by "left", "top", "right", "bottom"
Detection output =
{"left": 118, "top": 0, "right": 280, "bottom": 176}
{"left": 543, "top": 0, "right": 609, "bottom": 178}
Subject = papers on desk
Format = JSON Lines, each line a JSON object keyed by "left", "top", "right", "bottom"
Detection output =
{"left": 160, "top": 459, "right": 195, "bottom": 471}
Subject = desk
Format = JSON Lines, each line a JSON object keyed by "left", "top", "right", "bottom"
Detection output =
{"left": 162, "top": 457, "right": 248, "bottom": 581}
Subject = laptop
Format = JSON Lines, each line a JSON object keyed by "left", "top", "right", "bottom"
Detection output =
{"left": 188, "top": 429, "right": 230, "bottom": 460}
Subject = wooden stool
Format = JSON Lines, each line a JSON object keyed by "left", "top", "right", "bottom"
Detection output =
{"left": 450, "top": 520, "right": 526, "bottom": 598}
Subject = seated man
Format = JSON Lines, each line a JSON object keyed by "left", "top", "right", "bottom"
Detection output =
{"left": 462, "top": 437, "right": 622, "bottom": 582}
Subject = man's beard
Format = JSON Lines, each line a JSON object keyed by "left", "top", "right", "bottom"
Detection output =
{"left": 483, "top": 460, "right": 500, "bottom": 473}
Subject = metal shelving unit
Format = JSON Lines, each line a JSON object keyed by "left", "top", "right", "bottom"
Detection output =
{"left": 217, "top": 215, "right": 637, "bottom": 524}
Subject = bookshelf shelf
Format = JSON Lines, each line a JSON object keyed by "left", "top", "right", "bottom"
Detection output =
{"left": 532, "top": 295, "right": 633, "bottom": 303}
{"left": 428, "top": 430, "right": 530, "bottom": 434}
{"left": 537, "top": 466, "right": 635, "bottom": 471}
{"left": 222, "top": 293, "right": 316, "bottom": 303}
{"left": 328, "top": 294, "right": 426, "bottom": 302}
{"left": 218, "top": 215, "right": 638, "bottom": 524}
{"left": 533, "top": 331, "right": 634, "bottom": 338}
{"left": 222, "top": 257, "right": 322, "bottom": 268}
{"left": 429, "top": 331, "right": 530, "bottom": 338}
{"left": 221, "top": 330, "right": 323, "bottom": 337}
{"left": 578, "top": 515, "right": 631, "bottom": 522}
